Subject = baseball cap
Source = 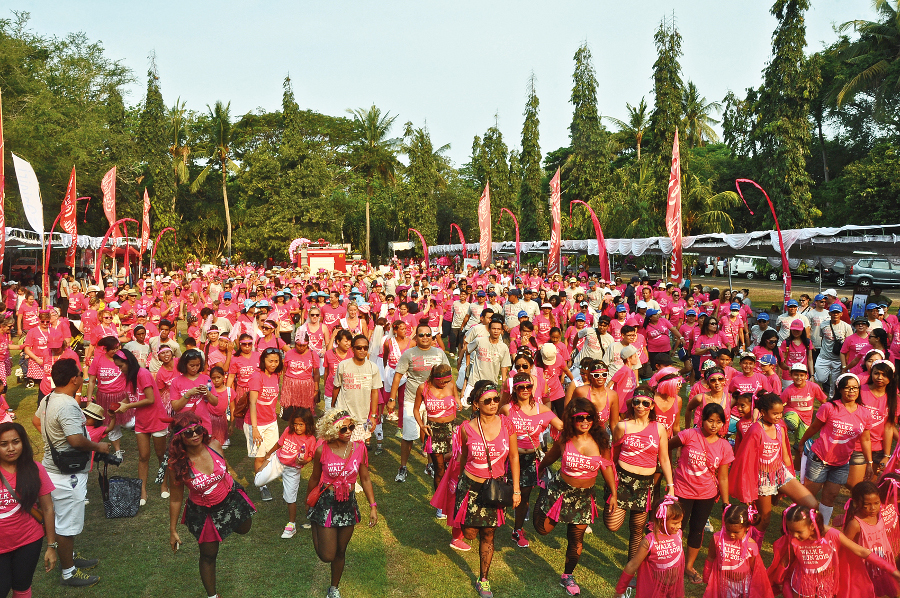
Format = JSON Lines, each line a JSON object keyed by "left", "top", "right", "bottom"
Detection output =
{"left": 853, "top": 316, "right": 869, "bottom": 325}
{"left": 757, "top": 312, "right": 770, "bottom": 321}
{"left": 790, "top": 319, "right": 804, "bottom": 330}
{"left": 540, "top": 343, "right": 557, "bottom": 366}
{"left": 828, "top": 304, "right": 843, "bottom": 313}
{"left": 477, "top": 290, "right": 486, "bottom": 297}
{"left": 541, "top": 302, "right": 552, "bottom": 309}
{"left": 813, "top": 294, "right": 825, "bottom": 301}
{"left": 620, "top": 345, "right": 638, "bottom": 360}
{"left": 730, "top": 302, "right": 740, "bottom": 311}
{"left": 739, "top": 351, "right": 756, "bottom": 362}
{"left": 866, "top": 303, "right": 878, "bottom": 310}
{"left": 823, "top": 289, "right": 837, "bottom": 297}
{"left": 616, "top": 305, "right": 627, "bottom": 313}
{"left": 108, "top": 301, "right": 121, "bottom": 309}
{"left": 636, "top": 301, "right": 648, "bottom": 309}
{"left": 646, "top": 308, "right": 660, "bottom": 316}
{"left": 569, "top": 277, "right": 578, "bottom": 283}
{"left": 686, "top": 309, "right": 697, "bottom": 316}
{"left": 452, "top": 289, "right": 460, "bottom": 295}
{"left": 575, "top": 313, "right": 586, "bottom": 322}
{"left": 630, "top": 276, "right": 640, "bottom": 283}
{"left": 790, "top": 363, "right": 808, "bottom": 373}
{"left": 517, "top": 310, "right": 528, "bottom": 318}
{"left": 579, "top": 301, "right": 588, "bottom": 307}
{"left": 786, "top": 299, "right": 799, "bottom": 307}
{"left": 759, "top": 354, "right": 777, "bottom": 366}
{"left": 223, "top": 292, "right": 232, "bottom": 299}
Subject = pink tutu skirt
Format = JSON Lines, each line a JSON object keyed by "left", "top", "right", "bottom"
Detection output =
{"left": 281, "top": 377, "right": 317, "bottom": 409}
{"left": 96, "top": 389, "right": 130, "bottom": 427}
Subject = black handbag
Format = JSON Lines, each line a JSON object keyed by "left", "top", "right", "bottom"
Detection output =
{"left": 476, "top": 418, "right": 514, "bottom": 508}
{"left": 830, "top": 323, "right": 843, "bottom": 357}
{"left": 43, "top": 396, "right": 91, "bottom": 473}
{"left": 99, "top": 462, "right": 142, "bottom": 519}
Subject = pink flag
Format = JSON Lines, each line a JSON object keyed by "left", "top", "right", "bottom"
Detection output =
{"left": 450, "top": 223, "right": 467, "bottom": 261}
{"left": 140, "top": 188, "right": 150, "bottom": 256}
{"left": 60, "top": 166, "right": 78, "bottom": 267}
{"left": 570, "top": 200, "right": 610, "bottom": 281}
{"left": 478, "top": 182, "right": 491, "bottom": 268}
{"left": 0, "top": 90, "right": 5, "bottom": 276}
{"left": 101, "top": 167, "right": 118, "bottom": 237}
{"left": 548, "top": 168, "right": 561, "bottom": 275}
{"left": 666, "top": 129, "right": 683, "bottom": 284}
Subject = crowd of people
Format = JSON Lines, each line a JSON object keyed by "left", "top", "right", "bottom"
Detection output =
{"left": 1, "top": 261, "right": 900, "bottom": 598}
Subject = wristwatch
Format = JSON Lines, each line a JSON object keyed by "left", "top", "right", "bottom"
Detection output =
{"left": 47, "top": 542, "right": 58, "bottom": 549}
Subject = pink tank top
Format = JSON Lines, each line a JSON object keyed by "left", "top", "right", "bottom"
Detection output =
{"left": 789, "top": 528, "right": 839, "bottom": 598}
{"left": 463, "top": 417, "right": 511, "bottom": 478}
{"left": 654, "top": 400, "right": 678, "bottom": 437}
{"left": 758, "top": 423, "right": 784, "bottom": 472}
{"left": 647, "top": 530, "right": 685, "bottom": 572}
{"left": 856, "top": 512, "right": 896, "bottom": 594}
{"left": 713, "top": 531, "right": 752, "bottom": 576}
{"left": 423, "top": 384, "right": 456, "bottom": 419}
{"left": 320, "top": 441, "right": 368, "bottom": 501}
{"left": 508, "top": 404, "right": 556, "bottom": 451}
{"left": 186, "top": 448, "right": 233, "bottom": 507}
{"left": 616, "top": 421, "right": 660, "bottom": 469}
{"left": 560, "top": 441, "right": 610, "bottom": 479}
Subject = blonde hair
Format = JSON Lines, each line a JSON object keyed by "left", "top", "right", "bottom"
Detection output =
{"left": 316, "top": 408, "right": 352, "bottom": 441}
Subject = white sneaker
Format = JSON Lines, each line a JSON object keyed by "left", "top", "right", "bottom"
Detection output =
{"left": 281, "top": 523, "right": 297, "bottom": 538}
{"left": 222, "top": 439, "right": 231, "bottom": 449}
{"left": 355, "top": 482, "right": 363, "bottom": 493}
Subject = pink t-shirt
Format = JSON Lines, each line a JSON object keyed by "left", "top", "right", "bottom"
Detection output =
{"left": 283, "top": 349, "right": 319, "bottom": 380}
{"left": 186, "top": 447, "right": 233, "bottom": 507}
{"left": 810, "top": 401, "right": 873, "bottom": 465}
{"left": 611, "top": 366, "right": 637, "bottom": 414}
{"left": 533, "top": 314, "right": 554, "bottom": 345}
{"left": 323, "top": 350, "right": 351, "bottom": 396}
{"left": 320, "top": 304, "right": 345, "bottom": 329}
{"left": 89, "top": 353, "right": 127, "bottom": 394}
{"left": 229, "top": 353, "right": 259, "bottom": 389}
{"left": 132, "top": 367, "right": 168, "bottom": 434}
{"left": 779, "top": 339, "right": 811, "bottom": 381}
{"left": 858, "top": 388, "right": 888, "bottom": 452}
{"left": 643, "top": 319, "right": 673, "bottom": 353}
{"left": 0, "top": 463, "right": 54, "bottom": 552}
{"left": 841, "top": 333, "right": 871, "bottom": 368}
{"left": 276, "top": 430, "right": 317, "bottom": 468}
{"left": 695, "top": 332, "right": 727, "bottom": 355}
{"left": 249, "top": 371, "right": 280, "bottom": 426}
{"left": 674, "top": 428, "right": 734, "bottom": 500}
{"left": 728, "top": 372, "right": 770, "bottom": 396}
{"left": 781, "top": 382, "right": 827, "bottom": 427}
{"left": 170, "top": 374, "right": 214, "bottom": 431}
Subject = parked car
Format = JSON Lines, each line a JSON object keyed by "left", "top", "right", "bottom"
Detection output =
{"left": 701, "top": 257, "right": 760, "bottom": 279}
{"left": 837, "top": 258, "right": 900, "bottom": 289}
{"left": 809, "top": 265, "right": 844, "bottom": 284}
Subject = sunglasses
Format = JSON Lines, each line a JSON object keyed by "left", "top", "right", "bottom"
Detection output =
{"left": 573, "top": 414, "right": 593, "bottom": 423}
{"left": 590, "top": 371, "right": 608, "bottom": 379}
{"left": 240, "top": 341, "right": 253, "bottom": 346}
{"left": 182, "top": 425, "right": 205, "bottom": 438}
{"left": 516, "top": 384, "right": 534, "bottom": 391}
{"left": 309, "top": 313, "right": 320, "bottom": 317}
{"left": 353, "top": 345, "right": 369, "bottom": 351}
{"left": 514, "top": 363, "right": 530, "bottom": 371}
{"left": 632, "top": 398, "right": 653, "bottom": 408}
{"left": 339, "top": 424, "right": 356, "bottom": 434}
{"left": 708, "top": 376, "right": 726, "bottom": 383}
{"left": 480, "top": 396, "right": 500, "bottom": 405}
{"left": 416, "top": 333, "right": 431, "bottom": 338}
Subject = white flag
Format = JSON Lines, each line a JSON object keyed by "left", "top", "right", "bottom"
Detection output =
{"left": 11, "top": 153, "right": 44, "bottom": 245}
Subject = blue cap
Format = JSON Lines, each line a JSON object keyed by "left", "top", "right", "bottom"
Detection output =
{"left": 256, "top": 299, "right": 270, "bottom": 309}
{"left": 274, "top": 291, "right": 284, "bottom": 298}
{"left": 351, "top": 287, "right": 360, "bottom": 294}
{"left": 523, "top": 288, "right": 532, "bottom": 294}
{"left": 786, "top": 299, "right": 799, "bottom": 307}
{"left": 759, "top": 354, "right": 777, "bottom": 366}
{"left": 509, "top": 289, "right": 521, "bottom": 297}
{"left": 477, "top": 290, "right": 486, "bottom": 297}
{"left": 866, "top": 303, "right": 878, "bottom": 310}
{"left": 829, "top": 304, "right": 843, "bottom": 313}
{"left": 282, "top": 288, "right": 293, "bottom": 296}
{"left": 575, "top": 313, "right": 586, "bottom": 321}
{"left": 686, "top": 309, "right": 697, "bottom": 316}
{"left": 517, "top": 310, "right": 528, "bottom": 318}
{"left": 616, "top": 305, "right": 627, "bottom": 312}
{"left": 814, "top": 294, "right": 825, "bottom": 301}
{"left": 757, "top": 312, "right": 770, "bottom": 321}
{"left": 243, "top": 299, "right": 256, "bottom": 311}
{"left": 646, "top": 308, "right": 660, "bottom": 316}
{"left": 730, "top": 302, "right": 740, "bottom": 311}
{"left": 222, "top": 292, "right": 232, "bottom": 299}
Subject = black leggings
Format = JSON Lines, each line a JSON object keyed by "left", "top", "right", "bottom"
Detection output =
{"left": 678, "top": 496, "right": 716, "bottom": 549}
{"left": 0, "top": 538, "right": 43, "bottom": 596}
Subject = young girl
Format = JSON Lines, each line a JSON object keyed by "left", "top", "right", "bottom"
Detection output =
{"left": 731, "top": 392, "right": 817, "bottom": 535}
{"left": 772, "top": 504, "right": 900, "bottom": 598}
{"left": 702, "top": 503, "right": 772, "bottom": 598}
{"left": 779, "top": 320, "right": 815, "bottom": 389}
{"left": 257, "top": 406, "right": 317, "bottom": 538}
{"left": 732, "top": 392, "right": 758, "bottom": 449}
{"left": 226, "top": 333, "right": 259, "bottom": 432}
{"left": 614, "top": 496, "right": 685, "bottom": 598}
{"left": 686, "top": 367, "right": 730, "bottom": 435}
{"left": 843, "top": 481, "right": 900, "bottom": 597}
{"left": 207, "top": 366, "right": 231, "bottom": 447}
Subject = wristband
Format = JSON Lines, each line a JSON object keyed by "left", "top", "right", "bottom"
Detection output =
{"left": 866, "top": 551, "right": 897, "bottom": 573}
{"left": 615, "top": 572, "right": 635, "bottom": 594}
{"left": 369, "top": 503, "right": 377, "bottom": 507}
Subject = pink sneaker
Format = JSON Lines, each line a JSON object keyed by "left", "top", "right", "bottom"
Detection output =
{"left": 512, "top": 528, "right": 530, "bottom": 548}
{"left": 450, "top": 538, "right": 472, "bottom": 551}
{"left": 560, "top": 573, "right": 580, "bottom": 596}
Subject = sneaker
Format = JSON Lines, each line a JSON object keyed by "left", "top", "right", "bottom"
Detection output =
{"left": 300, "top": 522, "right": 312, "bottom": 529}
{"left": 450, "top": 538, "right": 472, "bottom": 551}
{"left": 355, "top": 482, "right": 363, "bottom": 493}
{"left": 326, "top": 585, "right": 342, "bottom": 598}
{"left": 436, "top": 508, "right": 447, "bottom": 520}
{"left": 386, "top": 412, "right": 399, "bottom": 422}
{"left": 424, "top": 463, "right": 434, "bottom": 477}
{"left": 222, "top": 439, "right": 231, "bottom": 449}
{"left": 512, "top": 528, "right": 530, "bottom": 548}
{"left": 475, "top": 578, "right": 493, "bottom": 598}
{"left": 374, "top": 444, "right": 384, "bottom": 455}
{"left": 260, "top": 485, "right": 273, "bottom": 501}
{"left": 585, "top": 525, "right": 592, "bottom": 535}
{"left": 395, "top": 466, "right": 408, "bottom": 482}
{"left": 61, "top": 569, "right": 100, "bottom": 587}
{"left": 161, "top": 491, "right": 170, "bottom": 499}
{"left": 394, "top": 428, "right": 404, "bottom": 439}
{"left": 704, "top": 518, "right": 714, "bottom": 533}
{"left": 281, "top": 523, "right": 297, "bottom": 538}
{"left": 114, "top": 450, "right": 125, "bottom": 461}
{"left": 560, "top": 574, "right": 580, "bottom": 596}
{"left": 73, "top": 554, "right": 99, "bottom": 569}
{"left": 25, "top": 380, "right": 34, "bottom": 388}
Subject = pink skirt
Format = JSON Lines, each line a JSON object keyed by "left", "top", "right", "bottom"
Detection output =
{"left": 96, "top": 389, "right": 129, "bottom": 427}
{"left": 234, "top": 384, "right": 250, "bottom": 428}
{"left": 0, "top": 358, "right": 11, "bottom": 382}
{"left": 281, "top": 377, "right": 317, "bottom": 409}
{"left": 26, "top": 358, "right": 44, "bottom": 380}
{"left": 209, "top": 413, "right": 229, "bottom": 444}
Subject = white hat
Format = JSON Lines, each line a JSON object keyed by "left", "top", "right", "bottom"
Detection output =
{"left": 823, "top": 289, "right": 837, "bottom": 298}
{"left": 540, "top": 343, "right": 557, "bottom": 366}
{"left": 636, "top": 300, "right": 648, "bottom": 309}
{"left": 452, "top": 289, "right": 460, "bottom": 295}
{"left": 790, "top": 363, "right": 808, "bottom": 373}
{"left": 541, "top": 302, "right": 552, "bottom": 309}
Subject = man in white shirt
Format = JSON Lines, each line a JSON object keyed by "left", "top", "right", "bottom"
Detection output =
{"left": 775, "top": 299, "right": 810, "bottom": 341}
{"left": 462, "top": 317, "right": 511, "bottom": 405}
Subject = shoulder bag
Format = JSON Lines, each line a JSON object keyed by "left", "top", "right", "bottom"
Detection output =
{"left": 43, "top": 395, "right": 91, "bottom": 474}
{"left": 476, "top": 418, "right": 514, "bottom": 508}
{"left": 830, "top": 323, "right": 843, "bottom": 356}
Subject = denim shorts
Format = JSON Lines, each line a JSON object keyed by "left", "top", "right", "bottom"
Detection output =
{"left": 849, "top": 450, "right": 885, "bottom": 466}
{"left": 804, "top": 453, "right": 849, "bottom": 485}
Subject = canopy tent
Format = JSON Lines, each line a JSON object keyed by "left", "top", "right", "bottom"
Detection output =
{"left": 429, "top": 223, "right": 900, "bottom": 269}
{"left": 4, "top": 227, "right": 147, "bottom": 251}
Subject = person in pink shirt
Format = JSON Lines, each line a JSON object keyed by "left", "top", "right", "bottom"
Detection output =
{"left": 842, "top": 318, "right": 874, "bottom": 373}
{"left": 779, "top": 320, "right": 814, "bottom": 389}
{"left": 728, "top": 352, "right": 770, "bottom": 397}
{"left": 111, "top": 348, "right": 168, "bottom": 505}
{"left": 780, "top": 363, "right": 826, "bottom": 465}
{"left": 800, "top": 373, "right": 874, "bottom": 525}
{"left": 691, "top": 316, "right": 730, "bottom": 379}
{"left": 38, "top": 335, "right": 81, "bottom": 403}
{"left": 320, "top": 292, "right": 345, "bottom": 330}
{"left": 849, "top": 359, "right": 896, "bottom": 487}
{"left": 22, "top": 310, "right": 52, "bottom": 390}
{"left": 282, "top": 331, "right": 321, "bottom": 409}
{"left": 720, "top": 303, "right": 747, "bottom": 350}
{"left": 16, "top": 292, "right": 40, "bottom": 339}
{"left": 609, "top": 345, "right": 640, "bottom": 414}
{"left": 170, "top": 350, "right": 218, "bottom": 448}
{"left": 641, "top": 309, "right": 681, "bottom": 365}
{"left": 85, "top": 334, "right": 130, "bottom": 456}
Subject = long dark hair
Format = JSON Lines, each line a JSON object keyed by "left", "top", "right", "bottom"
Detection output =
{"left": 870, "top": 362, "right": 899, "bottom": 426}
{"left": 111, "top": 347, "right": 140, "bottom": 393}
{"left": 562, "top": 397, "right": 610, "bottom": 449}
{"left": 0, "top": 422, "right": 41, "bottom": 510}
{"left": 168, "top": 412, "right": 211, "bottom": 483}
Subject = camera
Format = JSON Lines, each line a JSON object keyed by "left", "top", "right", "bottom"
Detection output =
{"left": 94, "top": 451, "right": 123, "bottom": 466}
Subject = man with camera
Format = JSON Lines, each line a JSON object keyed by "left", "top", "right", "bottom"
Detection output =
{"left": 35, "top": 358, "right": 111, "bottom": 587}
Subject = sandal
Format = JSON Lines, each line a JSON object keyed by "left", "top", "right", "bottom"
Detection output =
{"left": 686, "top": 569, "right": 703, "bottom": 584}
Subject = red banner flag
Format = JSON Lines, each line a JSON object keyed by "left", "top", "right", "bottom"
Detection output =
{"left": 570, "top": 200, "right": 611, "bottom": 281}
{"left": 0, "top": 90, "right": 5, "bottom": 276}
{"left": 407, "top": 228, "right": 429, "bottom": 270}
{"left": 478, "top": 182, "right": 491, "bottom": 268}
{"left": 666, "top": 129, "right": 683, "bottom": 284}
{"left": 449, "top": 223, "right": 467, "bottom": 261}
{"left": 101, "top": 166, "right": 118, "bottom": 237}
{"left": 735, "top": 179, "right": 792, "bottom": 306}
{"left": 140, "top": 188, "right": 150, "bottom": 256}
{"left": 548, "top": 168, "right": 561, "bottom": 275}
{"left": 498, "top": 208, "right": 520, "bottom": 274}
{"left": 60, "top": 166, "right": 78, "bottom": 267}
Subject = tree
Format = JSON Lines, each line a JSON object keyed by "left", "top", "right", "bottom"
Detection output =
{"left": 647, "top": 17, "right": 684, "bottom": 218}
{"left": 518, "top": 75, "right": 547, "bottom": 240}
{"left": 833, "top": 143, "right": 900, "bottom": 225}
{"left": 567, "top": 43, "right": 608, "bottom": 205}
{"left": 469, "top": 122, "right": 516, "bottom": 240}
{"left": 750, "top": 0, "right": 821, "bottom": 227}
{"left": 606, "top": 98, "right": 650, "bottom": 160}
{"left": 191, "top": 101, "right": 239, "bottom": 263}
{"left": 347, "top": 105, "right": 401, "bottom": 263}
{"left": 400, "top": 122, "right": 449, "bottom": 246}
{"left": 681, "top": 81, "right": 721, "bottom": 148}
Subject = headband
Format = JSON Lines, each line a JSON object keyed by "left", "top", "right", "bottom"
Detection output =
{"left": 873, "top": 359, "right": 896, "bottom": 372}
{"left": 513, "top": 378, "right": 533, "bottom": 388}
{"left": 705, "top": 367, "right": 726, "bottom": 380}
{"left": 835, "top": 372, "right": 860, "bottom": 387}
{"left": 633, "top": 387, "right": 654, "bottom": 400}
{"left": 174, "top": 423, "right": 205, "bottom": 437}
{"left": 114, "top": 350, "right": 127, "bottom": 360}
{"left": 572, "top": 411, "right": 591, "bottom": 417}
{"left": 433, "top": 374, "right": 452, "bottom": 381}
{"left": 866, "top": 348, "right": 886, "bottom": 360}
{"left": 475, "top": 383, "right": 499, "bottom": 402}
{"left": 332, "top": 411, "right": 353, "bottom": 427}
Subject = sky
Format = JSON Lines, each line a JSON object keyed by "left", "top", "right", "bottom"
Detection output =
{"left": 11, "top": 0, "right": 875, "bottom": 167}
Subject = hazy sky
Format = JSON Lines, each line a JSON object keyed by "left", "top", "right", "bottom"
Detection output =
{"left": 12, "top": 0, "right": 874, "bottom": 166}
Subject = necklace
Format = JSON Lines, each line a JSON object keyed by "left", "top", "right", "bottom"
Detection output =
{"left": 334, "top": 442, "right": 351, "bottom": 459}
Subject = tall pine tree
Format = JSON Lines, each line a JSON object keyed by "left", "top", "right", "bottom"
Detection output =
{"left": 750, "top": 0, "right": 821, "bottom": 227}
{"left": 518, "top": 75, "right": 547, "bottom": 241}
{"left": 470, "top": 122, "right": 515, "bottom": 241}
{"left": 568, "top": 44, "right": 607, "bottom": 208}
{"left": 400, "top": 122, "right": 447, "bottom": 247}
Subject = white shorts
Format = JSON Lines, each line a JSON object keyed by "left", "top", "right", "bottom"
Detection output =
{"left": 461, "top": 384, "right": 475, "bottom": 408}
{"left": 107, "top": 425, "right": 123, "bottom": 442}
{"left": 282, "top": 466, "right": 304, "bottom": 504}
{"left": 402, "top": 402, "right": 420, "bottom": 441}
{"left": 244, "top": 421, "right": 279, "bottom": 457}
{"left": 47, "top": 471, "right": 88, "bottom": 536}
{"left": 151, "top": 429, "right": 168, "bottom": 438}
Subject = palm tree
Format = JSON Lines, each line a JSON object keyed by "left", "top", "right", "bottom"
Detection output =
{"left": 347, "top": 105, "right": 401, "bottom": 262}
{"left": 605, "top": 98, "right": 650, "bottom": 160}
{"left": 681, "top": 82, "right": 721, "bottom": 148}
{"left": 191, "top": 101, "right": 239, "bottom": 263}
{"left": 682, "top": 173, "right": 740, "bottom": 234}
{"left": 834, "top": 0, "right": 900, "bottom": 116}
